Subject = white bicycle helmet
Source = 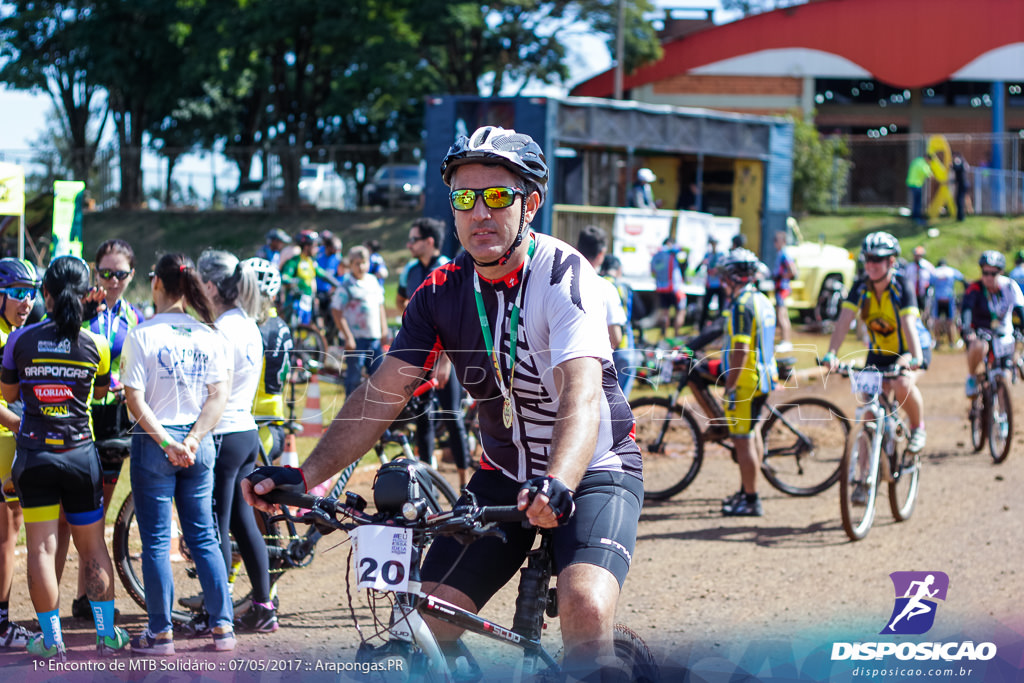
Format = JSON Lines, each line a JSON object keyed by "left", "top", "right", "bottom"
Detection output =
{"left": 637, "top": 168, "right": 656, "bottom": 184}
{"left": 979, "top": 250, "right": 1006, "bottom": 271}
{"left": 861, "top": 231, "right": 901, "bottom": 258}
{"left": 441, "top": 126, "right": 548, "bottom": 191}
{"left": 242, "top": 257, "right": 281, "bottom": 298}
{"left": 721, "top": 248, "right": 762, "bottom": 281}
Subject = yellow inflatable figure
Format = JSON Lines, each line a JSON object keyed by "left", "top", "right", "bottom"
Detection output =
{"left": 926, "top": 135, "right": 956, "bottom": 219}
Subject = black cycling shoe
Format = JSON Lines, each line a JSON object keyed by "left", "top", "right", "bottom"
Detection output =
{"left": 72, "top": 595, "right": 120, "bottom": 623}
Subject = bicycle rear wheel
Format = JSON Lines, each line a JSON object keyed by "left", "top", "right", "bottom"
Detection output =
{"left": 291, "top": 324, "right": 328, "bottom": 371}
{"left": 988, "top": 376, "right": 1013, "bottom": 463}
{"left": 628, "top": 397, "right": 703, "bottom": 501}
{"left": 113, "top": 492, "right": 271, "bottom": 624}
{"left": 839, "top": 423, "right": 879, "bottom": 541}
{"left": 887, "top": 445, "right": 920, "bottom": 522}
{"left": 760, "top": 397, "right": 848, "bottom": 496}
{"left": 969, "top": 392, "right": 987, "bottom": 453}
{"left": 613, "top": 624, "right": 660, "bottom": 683}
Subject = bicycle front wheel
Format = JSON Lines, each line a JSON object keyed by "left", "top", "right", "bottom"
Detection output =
{"left": 969, "top": 392, "right": 987, "bottom": 452}
{"left": 411, "top": 460, "right": 459, "bottom": 512}
{"left": 988, "top": 376, "right": 1013, "bottom": 463}
{"left": 839, "top": 423, "right": 879, "bottom": 541}
{"left": 628, "top": 397, "right": 703, "bottom": 501}
{"left": 112, "top": 493, "right": 257, "bottom": 624}
{"left": 613, "top": 624, "right": 660, "bottom": 683}
{"left": 888, "top": 446, "right": 920, "bottom": 522}
{"left": 760, "top": 397, "right": 848, "bottom": 496}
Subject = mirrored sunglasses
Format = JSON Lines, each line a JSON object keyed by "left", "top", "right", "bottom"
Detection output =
{"left": 98, "top": 269, "right": 132, "bottom": 281}
{"left": 864, "top": 255, "right": 888, "bottom": 264}
{"left": 0, "top": 287, "right": 36, "bottom": 301}
{"left": 450, "top": 187, "right": 524, "bottom": 212}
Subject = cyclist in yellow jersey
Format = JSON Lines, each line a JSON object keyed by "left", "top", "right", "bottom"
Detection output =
{"left": 824, "top": 232, "right": 928, "bottom": 453}
{"left": 243, "top": 258, "right": 292, "bottom": 462}
{"left": 719, "top": 249, "right": 778, "bottom": 517}
{"left": 0, "top": 258, "right": 41, "bottom": 648}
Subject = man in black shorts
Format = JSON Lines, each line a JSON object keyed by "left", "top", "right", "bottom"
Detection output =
{"left": 244, "top": 126, "right": 643, "bottom": 679}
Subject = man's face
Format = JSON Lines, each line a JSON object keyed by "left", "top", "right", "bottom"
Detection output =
{"left": 269, "top": 239, "right": 284, "bottom": 251}
{"left": 774, "top": 232, "right": 785, "bottom": 249}
{"left": 450, "top": 164, "right": 538, "bottom": 268}
{"left": 407, "top": 228, "right": 432, "bottom": 259}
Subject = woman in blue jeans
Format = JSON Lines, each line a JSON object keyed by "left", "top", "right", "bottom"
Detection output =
{"left": 120, "top": 253, "right": 235, "bottom": 655}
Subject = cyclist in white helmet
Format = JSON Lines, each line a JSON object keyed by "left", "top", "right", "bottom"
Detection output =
{"left": 245, "top": 125, "right": 643, "bottom": 681}
{"left": 824, "top": 232, "right": 929, "bottom": 454}
{"left": 960, "top": 250, "right": 1024, "bottom": 398}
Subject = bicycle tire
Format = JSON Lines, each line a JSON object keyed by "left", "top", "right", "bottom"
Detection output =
{"left": 613, "top": 623, "right": 661, "bottom": 683}
{"left": 969, "top": 392, "right": 987, "bottom": 452}
{"left": 760, "top": 397, "right": 848, "bottom": 496}
{"left": 291, "top": 324, "right": 328, "bottom": 371}
{"left": 839, "top": 423, "right": 879, "bottom": 541}
{"left": 887, "top": 445, "right": 920, "bottom": 522}
{"left": 113, "top": 492, "right": 274, "bottom": 623}
{"left": 628, "top": 397, "right": 703, "bottom": 501}
{"left": 988, "top": 375, "right": 1013, "bottom": 463}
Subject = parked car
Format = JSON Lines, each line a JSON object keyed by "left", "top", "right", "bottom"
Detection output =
{"left": 261, "top": 164, "right": 356, "bottom": 210}
{"left": 777, "top": 216, "right": 858, "bottom": 323}
{"left": 362, "top": 164, "right": 425, "bottom": 208}
{"left": 225, "top": 180, "right": 264, "bottom": 209}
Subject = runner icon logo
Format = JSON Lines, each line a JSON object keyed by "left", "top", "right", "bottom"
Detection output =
{"left": 881, "top": 571, "right": 949, "bottom": 635}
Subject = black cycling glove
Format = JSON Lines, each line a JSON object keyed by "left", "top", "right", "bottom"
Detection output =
{"left": 522, "top": 476, "right": 576, "bottom": 525}
{"left": 246, "top": 466, "right": 307, "bottom": 494}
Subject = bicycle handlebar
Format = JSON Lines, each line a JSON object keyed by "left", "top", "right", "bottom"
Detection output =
{"left": 412, "top": 377, "right": 439, "bottom": 397}
{"left": 830, "top": 363, "right": 907, "bottom": 379}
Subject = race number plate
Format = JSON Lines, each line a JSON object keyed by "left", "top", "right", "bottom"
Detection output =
{"left": 351, "top": 526, "right": 413, "bottom": 592}
{"left": 993, "top": 336, "right": 1015, "bottom": 360}
{"left": 852, "top": 369, "right": 883, "bottom": 395}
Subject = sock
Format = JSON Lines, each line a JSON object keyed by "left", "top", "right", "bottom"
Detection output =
{"left": 745, "top": 492, "right": 758, "bottom": 502}
{"left": 37, "top": 609, "right": 62, "bottom": 648}
{"left": 0, "top": 600, "right": 9, "bottom": 627}
{"left": 90, "top": 599, "right": 116, "bottom": 637}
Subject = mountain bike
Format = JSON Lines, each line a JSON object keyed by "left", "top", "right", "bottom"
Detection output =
{"left": 834, "top": 364, "right": 921, "bottom": 542}
{"left": 257, "top": 482, "right": 660, "bottom": 682}
{"left": 112, "top": 381, "right": 458, "bottom": 624}
{"left": 630, "top": 347, "right": 849, "bottom": 501}
{"left": 281, "top": 287, "right": 329, "bottom": 371}
{"left": 967, "top": 328, "right": 1016, "bottom": 464}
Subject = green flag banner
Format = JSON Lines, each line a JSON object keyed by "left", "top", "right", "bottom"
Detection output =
{"left": 52, "top": 180, "right": 85, "bottom": 259}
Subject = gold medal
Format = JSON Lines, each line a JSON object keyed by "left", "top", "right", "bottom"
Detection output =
{"left": 503, "top": 398, "right": 513, "bottom": 428}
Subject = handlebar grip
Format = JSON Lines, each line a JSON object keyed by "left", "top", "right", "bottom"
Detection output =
{"left": 411, "top": 377, "right": 439, "bottom": 397}
{"left": 262, "top": 489, "right": 324, "bottom": 509}
{"left": 478, "top": 506, "right": 527, "bottom": 523}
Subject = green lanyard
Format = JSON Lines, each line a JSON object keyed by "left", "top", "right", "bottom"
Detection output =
{"left": 472, "top": 238, "right": 536, "bottom": 428}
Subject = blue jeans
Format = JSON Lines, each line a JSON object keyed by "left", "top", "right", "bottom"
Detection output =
{"left": 344, "top": 338, "right": 383, "bottom": 397}
{"left": 613, "top": 348, "right": 640, "bottom": 398}
{"left": 130, "top": 425, "right": 232, "bottom": 635}
{"left": 909, "top": 186, "right": 925, "bottom": 223}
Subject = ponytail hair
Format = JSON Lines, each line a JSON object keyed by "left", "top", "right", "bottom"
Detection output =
{"left": 197, "top": 249, "right": 261, "bottom": 319}
{"left": 154, "top": 253, "right": 215, "bottom": 325}
{"left": 43, "top": 255, "right": 91, "bottom": 342}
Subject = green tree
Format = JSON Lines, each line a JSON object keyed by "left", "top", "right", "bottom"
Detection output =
{"left": 0, "top": 1, "right": 109, "bottom": 183}
{"left": 791, "top": 113, "right": 850, "bottom": 214}
{"left": 410, "top": 1, "right": 661, "bottom": 96}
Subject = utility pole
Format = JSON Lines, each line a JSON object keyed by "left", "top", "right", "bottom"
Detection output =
{"left": 614, "top": 0, "right": 625, "bottom": 99}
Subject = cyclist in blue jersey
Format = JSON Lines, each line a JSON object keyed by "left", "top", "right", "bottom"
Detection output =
{"left": 245, "top": 125, "right": 643, "bottom": 681}
{"left": 929, "top": 258, "right": 965, "bottom": 348}
{"left": 1, "top": 256, "right": 129, "bottom": 660}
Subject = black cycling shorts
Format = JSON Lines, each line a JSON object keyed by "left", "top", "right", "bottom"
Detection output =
{"left": 935, "top": 299, "right": 955, "bottom": 320}
{"left": 13, "top": 441, "right": 104, "bottom": 524}
{"left": 420, "top": 469, "right": 643, "bottom": 610}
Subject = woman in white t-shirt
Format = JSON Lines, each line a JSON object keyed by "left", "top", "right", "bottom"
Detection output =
{"left": 120, "top": 253, "right": 235, "bottom": 655}
{"left": 196, "top": 250, "right": 276, "bottom": 633}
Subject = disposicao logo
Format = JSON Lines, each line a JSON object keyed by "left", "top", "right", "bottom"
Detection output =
{"left": 881, "top": 570, "right": 948, "bottom": 635}
{"left": 831, "top": 571, "right": 997, "bottom": 663}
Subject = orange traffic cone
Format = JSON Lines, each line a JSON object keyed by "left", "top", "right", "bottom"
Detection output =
{"left": 301, "top": 372, "right": 323, "bottom": 437}
{"left": 280, "top": 431, "right": 299, "bottom": 468}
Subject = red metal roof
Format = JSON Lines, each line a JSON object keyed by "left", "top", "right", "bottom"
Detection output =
{"left": 571, "top": 0, "right": 1024, "bottom": 95}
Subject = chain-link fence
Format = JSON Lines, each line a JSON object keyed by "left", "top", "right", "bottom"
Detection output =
{"left": 841, "top": 133, "right": 1024, "bottom": 215}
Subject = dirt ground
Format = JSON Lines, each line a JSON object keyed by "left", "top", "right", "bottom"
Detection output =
{"left": 2, "top": 346, "right": 1023, "bottom": 682}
